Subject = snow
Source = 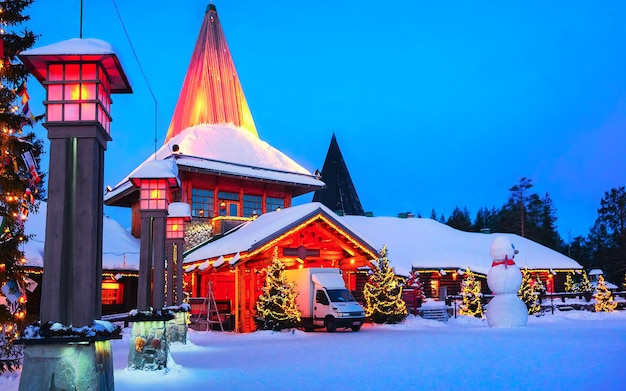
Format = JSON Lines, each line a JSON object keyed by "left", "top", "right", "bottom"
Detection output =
{"left": 2, "top": 310, "right": 625, "bottom": 390}
{"left": 105, "top": 124, "right": 324, "bottom": 203}
{"left": 23, "top": 201, "right": 140, "bottom": 270}
{"left": 342, "top": 215, "right": 582, "bottom": 276}
{"left": 129, "top": 159, "right": 178, "bottom": 182}
{"left": 168, "top": 202, "right": 191, "bottom": 218}
{"left": 20, "top": 38, "right": 116, "bottom": 56}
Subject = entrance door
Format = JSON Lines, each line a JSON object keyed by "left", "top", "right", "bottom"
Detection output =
{"left": 439, "top": 286, "right": 448, "bottom": 302}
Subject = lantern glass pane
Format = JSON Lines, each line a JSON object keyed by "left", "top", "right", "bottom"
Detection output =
{"left": 64, "top": 104, "right": 80, "bottom": 121}
{"left": 65, "top": 84, "right": 80, "bottom": 101}
{"left": 48, "top": 85, "right": 63, "bottom": 100}
{"left": 49, "top": 64, "right": 64, "bottom": 81}
{"left": 48, "top": 104, "right": 62, "bottom": 121}
{"left": 83, "top": 83, "right": 96, "bottom": 100}
{"left": 66, "top": 64, "right": 80, "bottom": 80}
{"left": 82, "top": 103, "right": 96, "bottom": 120}
{"left": 82, "top": 63, "right": 96, "bottom": 79}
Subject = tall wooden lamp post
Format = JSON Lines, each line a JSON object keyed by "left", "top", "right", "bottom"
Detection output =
{"left": 129, "top": 160, "right": 179, "bottom": 311}
{"left": 166, "top": 202, "right": 191, "bottom": 306}
{"left": 18, "top": 38, "right": 132, "bottom": 390}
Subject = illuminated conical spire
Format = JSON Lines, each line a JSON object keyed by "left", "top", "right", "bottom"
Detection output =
{"left": 165, "top": 4, "right": 258, "bottom": 142}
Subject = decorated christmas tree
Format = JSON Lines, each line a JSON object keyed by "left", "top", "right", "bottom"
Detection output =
{"left": 363, "top": 245, "right": 407, "bottom": 324}
{"left": 0, "top": 0, "right": 43, "bottom": 373}
{"left": 564, "top": 272, "right": 575, "bottom": 292}
{"left": 254, "top": 247, "right": 301, "bottom": 331}
{"left": 405, "top": 270, "right": 426, "bottom": 300}
{"left": 594, "top": 275, "right": 617, "bottom": 312}
{"left": 518, "top": 268, "right": 542, "bottom": 315}
{"left": 459, "top": 267, "right": 483, "bottom": 318}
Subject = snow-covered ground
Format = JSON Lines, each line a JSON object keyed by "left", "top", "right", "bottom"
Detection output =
{"left": 2, "top": 310, "right": 625, "bottom": 390}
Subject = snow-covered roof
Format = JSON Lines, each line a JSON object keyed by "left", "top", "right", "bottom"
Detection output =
{"left": 168, "top": 202, "right": 191, "bottom": 218}
{"left": 105, "top": 124, "right": 324, "bottom": 204}
{"left": 19, "top": 38, "right": 132, "bottom": 93}
{"left": 184, "top": 202, "right": 377, "bottom": 264}
{"left": 341, "top": 215, "right": 583, "bottom": 276}
{"left": 23, "top": 201, "right": 140, "bottom": 271}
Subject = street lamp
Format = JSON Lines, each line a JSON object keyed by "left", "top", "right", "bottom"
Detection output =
{"left": 166, "top": 202, "right": 191, "bottom": 306}
{"left": 130, "top": 160, "right": 179, "bottom": 311}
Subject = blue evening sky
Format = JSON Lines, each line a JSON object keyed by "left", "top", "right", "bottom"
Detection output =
{"left": 24, "top": 1, "right": 626, "bottom": 240}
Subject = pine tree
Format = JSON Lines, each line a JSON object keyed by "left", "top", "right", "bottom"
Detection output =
{"left": 564, "top": 272, "right": 575, "bottom": 292}
{"left": 518, "top": 268, "right": 543, "bottom": 315}
{"left": 254, "top": 247, "right": 301, "bottom": 331}
{"left": 0, "top": 0, "right": 43, "bottom": 373}
{"left": 363, "top": 245, "right": 408, "bottom": 324}
{"left": 576, "top": 271, "right": 593, "bottom": 296}
{"left": 459, "top": 267, "right": 483, "bottom": 318}
{"left": 594, "top": 275, "right": 617, "bottom": 312}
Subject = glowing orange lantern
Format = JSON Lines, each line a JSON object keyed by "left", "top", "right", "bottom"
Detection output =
{"left": 129, "top": 161, "right": 179, "bottom": 212}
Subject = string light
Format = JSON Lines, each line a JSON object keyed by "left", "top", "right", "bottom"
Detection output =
{"left": 594, "top": 275, "right": 617, "bottom": 312}
{"left": 459, "top": 267, "right": 484, "bottom": 318}
{"left": 363, "top": 245, "right": 408, "bottom": 324}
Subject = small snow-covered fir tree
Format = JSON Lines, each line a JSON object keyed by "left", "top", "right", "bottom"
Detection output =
{"left": 594, "top": 275, "right": 617, "bottom": 312}
{"left": 518, "top": 268, "right": 543, "bottom": 315}
{"left": 564, "top": 272, "right": 575, "bottom": 292}
{"left": 363, "top": 246, "right": 408, "bottom": 324}
{"left": 459, "top": 267, "right": 483, "bottom": 318}
{"left": 254, "top": 247, "right": 301, "bottom": 331}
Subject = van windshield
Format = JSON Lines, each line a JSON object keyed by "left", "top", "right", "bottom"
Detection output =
{"left": 326, "top": 289, "right": 355, "bottom": 303}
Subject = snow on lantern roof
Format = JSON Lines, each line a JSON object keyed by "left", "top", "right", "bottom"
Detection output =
{"left": 19, "top": 38, "right": 132, "bottom": 93}
{"left": 588, "top": 269, "right": 603, "bottom": 275}
{"left": 23, "top": 201, "right": 140, "bottom": 271}
{"left": 183, "top": 202, "right": 378, "bottom": 264}
{"left": 129, "top": 159, "right": 179, "bottom": 187}
{"left": 168, "top": 202, "right": 191, "bottom": 219}
{"left": 165, "top": 3, "right": 257, "bottom": 141}
{"left": 105, "top": 124, "right": 324, "bottom": 205}
{"left": 341, "top": 215, "right": 584, "bottom": 276}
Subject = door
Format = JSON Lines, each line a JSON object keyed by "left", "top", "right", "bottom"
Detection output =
{"left": 314, "top": 289, "right": 329, "bottom": 325}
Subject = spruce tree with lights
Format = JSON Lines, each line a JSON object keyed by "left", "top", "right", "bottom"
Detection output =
{"left": 594, "top": 275, "right": 617, "bottom": 312}
{"left": 564, "top": 272, "right": 575, "bottom": 292}
{"left": 254, "top": 247, "right": 301, "bottom": 331}
{"left": 518, "top": 268, "right": 543, "bottom": 315}
{"left": 363, "top": 245, "right": 407, "bottom": 324}
{"left": 459, "top": 267, "right": 483, "bottom": 318}
{"left": 576, "top": 271, "right": 593, "bottom": 300}
{"left": 0, "top": 0, "right": 43, "bottom": 373}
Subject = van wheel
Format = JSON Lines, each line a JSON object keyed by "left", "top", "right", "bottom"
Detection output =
{"left": 351, "top": 324, "right": 361, "bottom": 332}
{"left": 325, "top": 317, "right": 336, "bottom": 332}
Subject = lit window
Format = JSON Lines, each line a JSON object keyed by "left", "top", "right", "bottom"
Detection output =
{"left": 102, "top": 280, "right": 124, "bottom": 305}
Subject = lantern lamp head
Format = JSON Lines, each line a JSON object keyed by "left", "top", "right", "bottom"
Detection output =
{"left": 19, "top": 38, "right": 132, "bottom": 134}
{"left": 129, "top": 160, "right": 180, "bottom": 211}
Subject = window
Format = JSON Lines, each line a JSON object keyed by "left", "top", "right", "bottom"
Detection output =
{"left": 266, "top": 197, "right": 284, "bottom": 212}
{"left": 243, "top": 194, "right": 262, "bottom": 217}
{"left": 192, "top": 188, "right": 213, "bottom": 218}
{"left": 218, "top": 191, "right": 239, "bottom": 216}
{"left": 315, "top": 290, "right": 329, "bottom": 305}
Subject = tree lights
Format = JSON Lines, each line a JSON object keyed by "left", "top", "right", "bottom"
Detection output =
{"left": 459, "top": 267, "right": 483, "bottom": 318}
{"left": 254, "top": 247, "right": 301, "bottom": 331}
{"left": 363, "top": 246, "right": 407, "bottom": 324}
{"left": 0, "top": 0, "right": 43, "bottom": 373}
{"left": 594, "top": 275, "right": 617, "bottom": 312}
{"left": 518, "top": 267, "right": 543, "bottom": 315}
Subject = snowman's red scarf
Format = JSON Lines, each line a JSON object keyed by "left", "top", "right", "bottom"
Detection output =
{"left": 492, "top": 258, "right": 516, "bottom": 267}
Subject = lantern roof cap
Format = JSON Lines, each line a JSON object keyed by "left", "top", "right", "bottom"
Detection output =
{"left": 19, "top": 38, "right": 133, "bottom": 93}
{"left": 129, "top": 159, "right": 179, "bottom": 188}
{"left": 168, "top": 202, "right": 191, "bottom": 220}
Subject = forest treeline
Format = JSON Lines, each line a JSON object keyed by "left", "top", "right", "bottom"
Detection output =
{"left": 417, "top": 178, "right": 626, "bottom": 287}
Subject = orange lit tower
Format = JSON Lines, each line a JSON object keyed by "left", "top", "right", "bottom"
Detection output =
{"left": 165, "top": 4, "right": 257, "bottom": 141}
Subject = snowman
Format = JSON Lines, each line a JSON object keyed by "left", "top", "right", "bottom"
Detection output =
{"left": 486, "top": 236, "right": 528, "bottom": 327}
